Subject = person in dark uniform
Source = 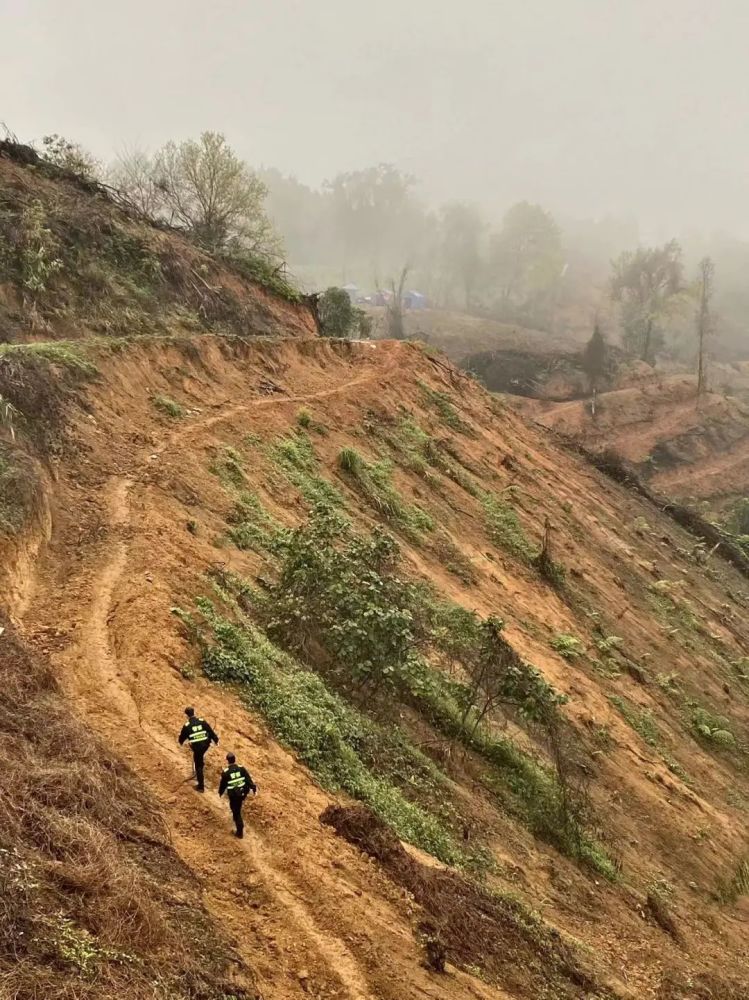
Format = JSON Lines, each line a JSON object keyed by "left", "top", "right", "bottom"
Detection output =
{"left": 218, "top": 753, "right": 257, "bottom": 838}
{"left": 178, "top": 707, "right": 219, "bottom": 792}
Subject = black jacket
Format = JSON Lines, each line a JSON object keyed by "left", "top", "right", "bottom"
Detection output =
{"left": 178, "top": 717, "right": 219, "bottom": 749}
{"left": 218, "top": 764, "right": 256, "bottom": 798}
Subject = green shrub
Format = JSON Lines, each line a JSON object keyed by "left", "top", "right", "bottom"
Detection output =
{"left": 296, "top": 408, "right": 312, "bottom": 429}
{"left": 152, "top": 394, "right": 184, "bottom": 418}
{"left": 257, "top": 505, "right": 423, "bottom": 694}
{"left": 482, "top": 494, "right": 535, "bottom": 561}
{"left": 595, "top": 634, "right": 624, "bottom": 654}
{"left": 691, "top": 706, "right": 736, "bottom": 748}
{"left": 189, "top": 605, "right": 468, "bottom": 866}
{"left": 318, "top": 287, "right": 356, "bottom": 337}
{"left": 550, "top": 634, "right": 584, "bottom": 660}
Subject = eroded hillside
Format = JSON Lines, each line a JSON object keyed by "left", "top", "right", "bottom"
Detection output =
{"left": 4, "top": 331, "right": 749, "bottom": 999}
{"left": 521, "top": 373, "right": 749, "bottom": 514}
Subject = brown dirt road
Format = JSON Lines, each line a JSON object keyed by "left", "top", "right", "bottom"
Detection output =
{"left": 15, "top": 340, "right": 504, "bottom": 1000}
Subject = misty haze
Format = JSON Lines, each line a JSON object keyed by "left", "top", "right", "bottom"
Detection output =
{"left": 5, "top": 5, "right": 749, "bottom": 1000}
{"left": 4, "top": 0, "right": 749, "bottom": 358}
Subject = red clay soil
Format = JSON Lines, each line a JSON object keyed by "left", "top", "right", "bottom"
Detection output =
{"left": 5, "top": 336, "right": 749, "bottom": 999}
{"left": 522, "top": 373, "right": 749, "bottom": 505}
{"left": 0, "top": 612, "right": 258, "bottom": 1000}
{"left": 321, "top": 803, "right": 619, "bottom": 999}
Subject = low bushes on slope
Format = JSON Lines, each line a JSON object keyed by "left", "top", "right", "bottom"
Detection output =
{"left": 0, "top": 614, "right": 255, "bottom": 1000}
{"left": 0, "top": 141, "right": 306, "bottom": 344}
{"left": 187, "top": 496, "right": 615, "bottom": 878}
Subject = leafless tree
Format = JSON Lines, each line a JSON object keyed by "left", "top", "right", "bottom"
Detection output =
{"left": 109, "top": 148, "right": 164, "bottom": 217}
{"left": 696, "top": 256, "right": 715, "bottom": 395}
{"left": 386, "top": 265, "right": 410, "bottom": 340}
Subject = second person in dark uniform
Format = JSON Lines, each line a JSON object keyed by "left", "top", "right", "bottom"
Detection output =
{"left": 218, "top": 753, "right": 257, "bottom": 838}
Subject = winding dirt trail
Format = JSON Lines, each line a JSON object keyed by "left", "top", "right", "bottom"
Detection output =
{"left": 78, "top": 475, "right": 374, "bottom": 1000}
{"left": 18, "top": 341, "right": 502, "bottom": 1000}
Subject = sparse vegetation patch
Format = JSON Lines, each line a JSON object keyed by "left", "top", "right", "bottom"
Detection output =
{"left": 152, "top": 394, "right": 184, "bottom": 418}
{"left": 419, "top": 381, "right": 471, "bottom": 434}
{"left": 482, "top": 492, "right": 535, "bottom": 560}
{"left": 337, "top": 447, "right": 433, "bottom": 538}
{"left": 270, "top": 431, "right": 345, "bottom": 507}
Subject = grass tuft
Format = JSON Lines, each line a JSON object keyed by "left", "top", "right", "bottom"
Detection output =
{"left": 337, "top": 447, "right": 433, "bottom": 539}
{"left": 152, "top": 394, "right": 184, "bottom": 418}
{"left": 270, "top": 432, "right": 345, "bottom": 507}
{"left": 482, "top": 493, "right": 535, "bottom": 561}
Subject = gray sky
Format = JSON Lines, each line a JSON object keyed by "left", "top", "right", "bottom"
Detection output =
{"left": 2, "top": 0, "right": 748, "bottom": 234}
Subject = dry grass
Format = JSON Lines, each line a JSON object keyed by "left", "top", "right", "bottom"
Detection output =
{"left": 0, "top": 613, "right": 255, "bottom": 1000}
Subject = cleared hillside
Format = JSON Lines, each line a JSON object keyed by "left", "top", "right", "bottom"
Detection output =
{"left": 5, "top": 153, "right": 749, "bottom": 1000}
{"left": 3, "top": 329, "right": 749, "bottom": 999}
{"left": 521, "top": 374, "right": 749, "bottom": 511}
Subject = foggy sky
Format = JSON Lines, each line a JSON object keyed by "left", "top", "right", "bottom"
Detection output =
{"left": 2, "top": 0, "right": 748, "bottom": 236}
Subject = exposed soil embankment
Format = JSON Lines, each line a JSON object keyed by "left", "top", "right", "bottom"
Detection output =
{"left": 5, "top": 335, "right": 749, "bottom": 998}
{"left": 521, "top": 374, "right": 749, "bottom": 506}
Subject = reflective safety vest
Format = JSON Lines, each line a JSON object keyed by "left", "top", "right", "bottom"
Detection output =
{"left": 226, "top": 768, "right": 247, "bottom": 791}
{"left": 188, "top": 719, "right": 209, "bottom": 744}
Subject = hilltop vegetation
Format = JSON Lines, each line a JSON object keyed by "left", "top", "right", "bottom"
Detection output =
{"left": 0, "top": 138, "right": 312, "bottom": 346}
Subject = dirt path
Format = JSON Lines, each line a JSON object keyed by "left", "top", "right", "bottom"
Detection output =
{"left": 19, "top": 346, "right": 502, "bottom": 1000}
{"left": 158, "top": 359, "right": 390, "bottom": 455}
{"left": 77, "top": 475, "right": 374, "bottom": 1000}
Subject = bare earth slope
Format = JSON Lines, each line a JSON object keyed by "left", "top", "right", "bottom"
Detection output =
{"left": 5, "top": 336, "right": 749, "bottom": 998}
{"left": 520, "top": 374, "right": 749, "bottom": 508}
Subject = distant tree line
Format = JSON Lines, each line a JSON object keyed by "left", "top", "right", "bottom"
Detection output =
{"left": 28, "top": 130, "right": 736, "bottom": 371}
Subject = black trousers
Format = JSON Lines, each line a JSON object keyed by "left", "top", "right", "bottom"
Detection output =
{"left": 229, "top": 791, "right": 246, "bottom": 835}
{"left": 192, "top": 745, "right": 208, "bottom": 789}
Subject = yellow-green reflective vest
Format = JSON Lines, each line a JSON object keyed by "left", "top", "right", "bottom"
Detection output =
{"left": 188, "top": 720, "right": 208, "bottom": 744}
{"left": 226, "top": 768, "right": 246, "bottom": 791}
